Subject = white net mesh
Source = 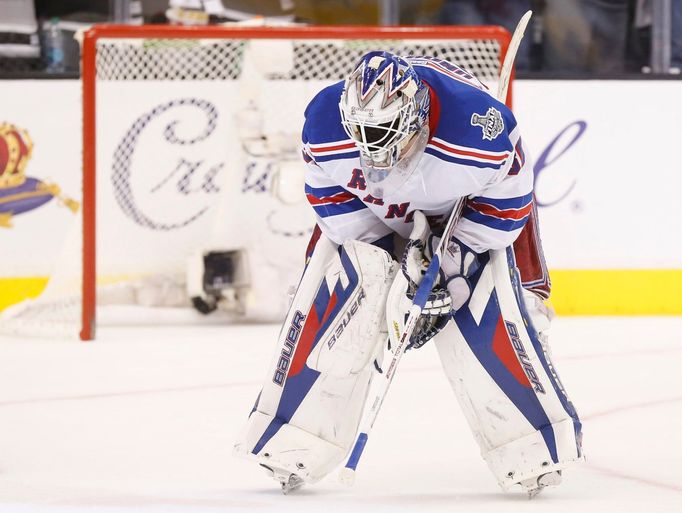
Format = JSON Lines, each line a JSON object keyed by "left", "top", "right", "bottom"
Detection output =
{"left": 94, "top": 38, "right": 502, "bottom": 81}
{"left": 0, "top": 29, "right": 506, "bottom": 340}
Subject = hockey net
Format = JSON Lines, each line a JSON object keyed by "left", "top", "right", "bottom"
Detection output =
{"left": 0, "top": 25, "right": 511, "bottom": 340}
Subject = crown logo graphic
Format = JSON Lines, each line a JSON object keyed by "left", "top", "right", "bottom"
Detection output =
{"left": 0, "top": 123, "right": 33, "bottom": 188}
{"left": 0, "top": 122, "right": 78, "bottom": 228}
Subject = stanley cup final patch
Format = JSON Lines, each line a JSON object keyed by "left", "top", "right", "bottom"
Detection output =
{"left": 471, "top": 107, "right": 504, "bottom": 141}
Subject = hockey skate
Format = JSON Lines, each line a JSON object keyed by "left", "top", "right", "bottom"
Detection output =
{"left": 259, "top": 464, "right": 305, "bottom": 494}
{"left": 519, "top": 471, "right": 562, "bottom": 498}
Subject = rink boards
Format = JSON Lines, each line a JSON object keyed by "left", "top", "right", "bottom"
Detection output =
{"left": 0, "top": 79, "right": 680, "bottom": 315}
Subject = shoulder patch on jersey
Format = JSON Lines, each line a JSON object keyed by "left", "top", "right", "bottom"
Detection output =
{"left": 471, "top": 107, "right": 504, "bottom": 141}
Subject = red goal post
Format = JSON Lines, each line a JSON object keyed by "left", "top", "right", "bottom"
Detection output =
{"left": 76, "top": 24, "right": 511, "bottom": 340}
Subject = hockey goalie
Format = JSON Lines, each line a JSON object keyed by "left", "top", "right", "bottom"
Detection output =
{"left": 233, "top": 50, "right": 583, "bottom": 496}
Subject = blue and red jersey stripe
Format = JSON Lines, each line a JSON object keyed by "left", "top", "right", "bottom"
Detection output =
{"left": 305, "top": 184, "right": 367, "bottom": 218}
{"left": 463, "top": 193, "right": 533, "bottom": 232}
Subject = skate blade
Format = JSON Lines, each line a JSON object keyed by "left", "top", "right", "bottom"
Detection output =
{"left": 281, "top": 474, "right": 305, "bottom": 494}
{"left": 523, "top": 470, "right": 563, "bottom": 498}
{"left": 259, "top": 464, "right": 305, "bottom": 494}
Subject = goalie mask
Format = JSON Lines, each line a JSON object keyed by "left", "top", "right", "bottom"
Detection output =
{"left": 339, "top": 51, "right": 430, "bottom": 198}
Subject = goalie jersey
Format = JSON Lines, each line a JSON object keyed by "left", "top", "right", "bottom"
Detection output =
{"left": 302, "top": 57, "right": 533, "bottom": 257}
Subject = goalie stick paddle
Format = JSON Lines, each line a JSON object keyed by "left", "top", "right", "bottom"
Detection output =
{"left": 339, "top": 10, "right": 534, "bottom": 486}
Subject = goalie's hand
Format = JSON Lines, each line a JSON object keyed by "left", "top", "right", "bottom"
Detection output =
{"left": 400, "top": 237, "right": 452, "bottom": 350}
{"left": 429, "top": 233, "right": 480, "bottom": 311}
{"left": 402, "top": 238, "right": 452, "bottom": 313}
{"left": 401, "top": 233, "right": 481, "bottom": 350}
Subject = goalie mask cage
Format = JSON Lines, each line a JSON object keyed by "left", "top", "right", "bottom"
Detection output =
{"left": 3, "top": 25, "right": 512, "bottom": 341}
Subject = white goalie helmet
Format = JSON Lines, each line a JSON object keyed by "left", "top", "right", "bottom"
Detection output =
{"left": 339, "top": 51, "right": 430, "bottom": 198}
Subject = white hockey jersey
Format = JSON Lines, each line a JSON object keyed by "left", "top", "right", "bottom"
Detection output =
{"left": 302, "top": 57, "right": 533, "bottom": 254}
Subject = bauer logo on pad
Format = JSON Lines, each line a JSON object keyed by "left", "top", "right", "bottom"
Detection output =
{"left": 471, "top": 107, "right": 504, "bottom": 141}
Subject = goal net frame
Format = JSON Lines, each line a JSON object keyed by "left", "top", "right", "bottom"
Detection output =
{"left": 78, "top": 24, "right": 512, "bottom": 341}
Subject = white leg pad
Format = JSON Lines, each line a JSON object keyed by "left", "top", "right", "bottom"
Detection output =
{"left": 434, "top": 247, "right": 583, "bottom": 490}
{"left": 233, "top": 235, "right": 398, "bottom": 485}
{"left": 485, "top": 417, "right": 581, "bottom": 489}
{"left": 236, "top": 411, "right": 348, "bottom": 483}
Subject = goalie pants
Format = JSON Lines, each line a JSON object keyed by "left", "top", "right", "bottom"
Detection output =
{"left": 512, "top": 198, "right": 551, "bottom": 299}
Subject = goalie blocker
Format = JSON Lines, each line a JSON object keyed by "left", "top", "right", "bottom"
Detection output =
{"left": 234, "top": 213, "right": 582, "bottom": 493}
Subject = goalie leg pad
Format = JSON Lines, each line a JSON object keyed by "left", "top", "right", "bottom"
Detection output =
{"left": 433, "top": 247, "right": 583, "bottom": 490}
{"left": 234, "top": 234, "right": 398, "bottom": 484}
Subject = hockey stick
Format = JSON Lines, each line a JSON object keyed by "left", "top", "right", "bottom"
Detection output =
{"left": 497, "top": 10, "right": 532, "bottom": 102}
{"left": 339, "top": 10, "right": 533, "bottom": 486}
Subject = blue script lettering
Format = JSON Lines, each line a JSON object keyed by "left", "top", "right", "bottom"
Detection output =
{"left": 533, "top": 121, "right": 587, "bottom": 208}
{"left": 112, "top": 98, "right": 222, "bottom": 230}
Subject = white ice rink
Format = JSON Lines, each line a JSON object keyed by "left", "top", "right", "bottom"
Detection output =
{"left": 1, "top": 317, "right": 681, "bottom": 513}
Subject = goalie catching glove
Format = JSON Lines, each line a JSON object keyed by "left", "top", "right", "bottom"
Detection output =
{"left": 401, "top": 212, "right": 480, "bottom": 349}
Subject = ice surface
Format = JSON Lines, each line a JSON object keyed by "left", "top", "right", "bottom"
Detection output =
{"left": 1, "top": 317, "right": 681, "bottom": 512}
